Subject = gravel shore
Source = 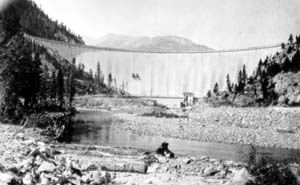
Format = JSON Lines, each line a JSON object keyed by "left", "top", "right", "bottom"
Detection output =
{"left": 0, "top": 123, "right": 254, "bottom": 185}
{"left": 75, "top": 97, "right": 300, "bottom": 149}
{"left": 1, "top": 96, "right": 300, "bottom": 184}
{"left": 114, "top": 107, "right": 300, "bottom": 149}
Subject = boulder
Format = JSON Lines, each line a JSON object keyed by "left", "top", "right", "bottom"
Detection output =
{"left": 231, "top": 167, "right": 253, "bottom": 185}
{"left": 89, "top": 170, "right": 105, "bottom": 184}
{"left": 34, "top": 155, "right": 44, "bottom": 166}
{"left": 183, "top": 157, "right": 195, "bottom": 164}
{"left": 22, "top": 173, "right": 34, "bottom": 185}
{"left": 155, "top": 155, "right": 168, "bottom": 163}
{"left": 202, "top": 165, "right": 219, "bottom": 176}
{"left": 39, "top": 173, "right": 50, "bottom": 185}
{"left": 37, "top": 161, "right": 56, "bottom": 173}
{"left": 81, "top": 173, "right": 92, "bottom": 183}
{"left": 0, "top": 172, "right": 17, "bottom": 184}
{"left": 19, "top": 156, "right": 35, "bottom": 171}
{"left": 147, "top": 163, "right": 159, "bottom": 173}
{"left": 200, "top": 156, "right": 209, "bottom": 161}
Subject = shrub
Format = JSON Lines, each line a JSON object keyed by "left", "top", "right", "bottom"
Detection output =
{"left": 246, "top": 146, "right": 299, "bottom": 185}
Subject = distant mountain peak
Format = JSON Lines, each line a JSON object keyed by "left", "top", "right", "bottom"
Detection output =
{"left": 84, "top": 34, "right": 213, "bottom": 52}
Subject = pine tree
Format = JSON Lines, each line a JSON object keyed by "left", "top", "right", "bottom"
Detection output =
{"left": 237, "top": 70, "right": 243, "bottom": 92}
{"left": 39, "top": 65, "right": 50, "bottom": 103}
{"left": 242, "top": 64, "right": 247, "bottom": 84}
{"left": 108, "top": 73, "right": 113, "bottom": 89}
{"left": 207, "top": 90, "right": 212, "bottom": 98}
{"left": 0, "top": 2, "right": 21, "bottom": 44}
{"left": 57, "top": 69, "right": 64, "bottom": 109}
{"left": 67, "top": 65, "right": 75, "bottom": 107}
{"left": 31, "top": 50, "right": 42, "bottom": 106}
{"left": 89, "top": 69, "right": 94, "bottom": 84}
{"left": 96, "top": 62, "right": 101, "bottom": 91}
{"left": 283, "top": 57, "right": 291, "bottom": 72}
{"left": 256, "top": 59, "right": 263, "bottom": 79}
{"left": 0, "top": 34, "right": 42, "bottom": 115}
{"left": 226, "top": 74, "right": 232, "bottom": 93}
{"left": 289, "top": 34, "right": 294, "bottom": 44}
{"left": 213, "top": 82, "right": 219, "bottom": 95}
{"left": 296, "top": 35, "right": 300, "bottom": 45}
{"left": 291, "top": 50, "right": 300, "bottom": 72}
{"left": 72, "top": 58, "right": 76, "bottom": 66}
{"left": 50, "top": 71, "right": 57, "bottom": 102}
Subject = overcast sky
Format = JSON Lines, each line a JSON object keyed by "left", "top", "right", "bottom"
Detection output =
{"left": 30, "top": 0, "right": 300, "bottom": 49}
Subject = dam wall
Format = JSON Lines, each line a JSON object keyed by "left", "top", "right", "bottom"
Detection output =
{"left": 30, "top": 35, "right": 281, "bottom": 97}
{"left": 76, "top": 48, "right": 280, "bottom": 97}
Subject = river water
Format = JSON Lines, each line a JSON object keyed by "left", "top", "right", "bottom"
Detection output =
{"left": 67, "top": 109, "right": 300, "bottom": 163}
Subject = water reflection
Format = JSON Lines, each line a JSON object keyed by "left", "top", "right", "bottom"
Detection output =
{"left": 67, "top": 109, "right": 300, "bottom": 162}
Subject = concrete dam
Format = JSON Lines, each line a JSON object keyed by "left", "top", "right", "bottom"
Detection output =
{"left": 29, "top": 35, "right": 281, "bottom": 97}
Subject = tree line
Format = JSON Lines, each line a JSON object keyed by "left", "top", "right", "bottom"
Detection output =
{"left": 208, "top": 34, "right": 300, "bottom": 106}
{"left": 0, "top": 0, "right": 84, "bottom": 44}
{"left": 0, "top": 2, "right": 76, "bottom": 121}
{"left": 74, "top": 61, "right": 127, "bottom": 96}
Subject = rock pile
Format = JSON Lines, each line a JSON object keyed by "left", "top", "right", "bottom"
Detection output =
{"left": 145, "top": 154, "right": 253, "bottom": 185}
{"left": 0, "top": 141, "right": 113, "bottom": 185}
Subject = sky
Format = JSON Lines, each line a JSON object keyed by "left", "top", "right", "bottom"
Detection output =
{"left": 29, "top": 0, "right": 300, "bottom": 49}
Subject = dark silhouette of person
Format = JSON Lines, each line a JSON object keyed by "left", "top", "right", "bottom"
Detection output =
{"left": 156, "top": 142, "right": 174, "bottom": 158}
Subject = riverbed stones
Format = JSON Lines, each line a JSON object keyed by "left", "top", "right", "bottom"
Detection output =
{"left": 231, "top": 167, "right": 253, "bottom": 185}
{"left": 0, "top": 172, "right": 17, "bottom": 184}
{"left": 114, "top": 102, "right": 300, "bottom": 149}
{"left": 37, "top": 161, "right": 56, "bottom": 173}
{"left": 22, "top": 172, "right": 34, "bottom": 185}
{"left": 39, "top": 173, "right": 50, "bottom": 185}
{"left": 202, "top": 165, "right": 219, "bottom": 176}
{"left": 147, "top": 163, "right": 160, "bottom": 173}
{"left": 19, "top": 156, "right": 35, "bottom": 171}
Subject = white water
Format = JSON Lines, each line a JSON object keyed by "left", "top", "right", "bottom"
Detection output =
{"left": 76, "top": 48, "right": 280, "bottom": 97}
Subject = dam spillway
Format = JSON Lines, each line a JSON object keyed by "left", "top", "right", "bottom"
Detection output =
{"left": 29, "top": 35, "right": 281, "bottom": 97}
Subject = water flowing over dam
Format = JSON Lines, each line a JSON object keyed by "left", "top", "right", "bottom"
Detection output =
{"left": 29, "top": 35, "right": 281, "bottom": 97}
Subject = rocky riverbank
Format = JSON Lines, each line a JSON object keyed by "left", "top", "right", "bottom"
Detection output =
{"left": 115, "top": 107, "right": 300, "bottom": 149}
{"left": 1, "top": 96, "right": 300, "bottom": 184}
{"left": 0, "top": 123, "right": 261, "bottom": 185}
{"left": 75, "top": 96, "right": 300, "bottom": 149}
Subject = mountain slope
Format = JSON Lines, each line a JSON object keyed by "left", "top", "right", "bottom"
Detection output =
{"left": 0, "top": 0, "right": 84, "bottom": 44}
{"left": 88, "top": 34, "right": 213, "bottom": 52}
{"left": 207, "top": 34, "right": 300, "bottom": 107}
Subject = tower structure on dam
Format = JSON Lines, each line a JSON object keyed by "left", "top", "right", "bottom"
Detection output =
{"left": 29, "top": 35, "right": 281, "bottom": 97}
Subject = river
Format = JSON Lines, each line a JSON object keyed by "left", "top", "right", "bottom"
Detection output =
{"left": 67, "top": 109, "right": 300, "bottom": 163}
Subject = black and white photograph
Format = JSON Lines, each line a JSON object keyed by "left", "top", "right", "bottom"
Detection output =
{"left": 1, "top": 0, "right": 300, "bottom": 184}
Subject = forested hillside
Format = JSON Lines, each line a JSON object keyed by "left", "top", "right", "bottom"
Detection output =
{"left": 0, "top": 0, "right": 112, "bottom": 123}
{"left": 207, "top": 34, "right": 300, "bottom": 107}
{"left": 0, "top": 0, "right": 84, "bottom": 44}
